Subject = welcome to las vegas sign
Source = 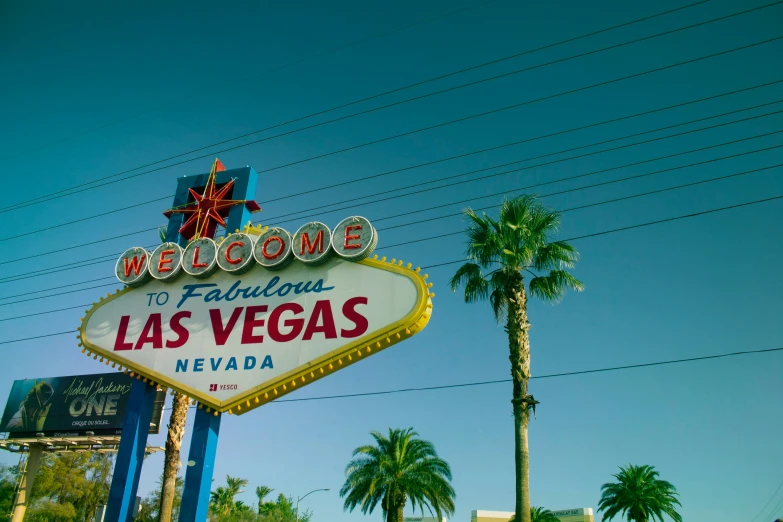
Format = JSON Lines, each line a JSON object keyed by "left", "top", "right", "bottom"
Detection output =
{"left": 78, "top": 217, "right": 433, "bottom": 414}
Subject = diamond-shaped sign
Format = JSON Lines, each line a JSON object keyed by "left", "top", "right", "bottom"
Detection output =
{"left": 79, "top": 257, "right": 431, "bottom": 414}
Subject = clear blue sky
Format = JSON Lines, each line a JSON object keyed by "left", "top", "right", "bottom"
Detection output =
{"left": 1, "top": 0, "right": 782, "bottom": 521}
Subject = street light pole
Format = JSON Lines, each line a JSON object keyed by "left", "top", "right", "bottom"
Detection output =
{"left": 295, "top": 488, "right": 329, "bottom": 522}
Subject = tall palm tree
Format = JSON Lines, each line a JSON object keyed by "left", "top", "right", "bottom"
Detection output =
{"left": 158, "top": 224, "right": 191, "bottom": 522}
{"left": 511, "top": 507, "right": 561, "bottom": 522}
{"left": 598, "top": 464, "right": 683, "bottom": 522}
{"left": 340, "top": 428, "right": 455, "bottom": 522}
{"left": 159, "top": 392, "right": 189, "bottom": 522}
{"left": 450, "top": 195, "right": 583, "bottom": 522}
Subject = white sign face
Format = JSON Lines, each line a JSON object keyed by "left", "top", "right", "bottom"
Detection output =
{"left": 80, "top": 257, "right": 431, "bottom": 413}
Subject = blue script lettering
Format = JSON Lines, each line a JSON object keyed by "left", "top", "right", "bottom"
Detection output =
{"left": 177, "top": 278, "right": 335, "bottom": 308}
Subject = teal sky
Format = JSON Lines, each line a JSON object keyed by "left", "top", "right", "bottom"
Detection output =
{"left": 1, "top": 0, "right": 782, "bottom": 521}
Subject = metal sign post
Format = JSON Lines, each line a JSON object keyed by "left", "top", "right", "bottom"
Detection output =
{"left": 169, "top": 165, "right": 256, "bottom": 522}
{"left": 105, "top": 381, "right": 158, "bottom": 522}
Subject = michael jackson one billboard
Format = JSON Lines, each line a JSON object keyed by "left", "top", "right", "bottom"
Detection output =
{"left": 1, "top": 372, "right": 165, "bottom": 438}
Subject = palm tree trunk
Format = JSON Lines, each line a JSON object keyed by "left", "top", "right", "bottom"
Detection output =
{"left": 159, "top": 392, "right": 189, "bottom": 522}
{"left": 507, "top": 274, "right": 532, "bottom": 522}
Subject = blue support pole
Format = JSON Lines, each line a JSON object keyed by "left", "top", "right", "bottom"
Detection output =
{"left": 105, "top": 381, "right": 157, "bottom": 522}
{"left": 178, "top": 408, "right": 221, "bottom": 522}
{"left": 177, "top": 165, "right": 255, "bottom": 522}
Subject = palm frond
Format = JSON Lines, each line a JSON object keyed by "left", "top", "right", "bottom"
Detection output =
{"left": 449, "top": 263, "right": 489, "bottom": 303}
{"left": 528, "top": 270, "right": 584, "bottom": 303}
{"left": 532, "top": 240, "right": 580, "bottom": 271}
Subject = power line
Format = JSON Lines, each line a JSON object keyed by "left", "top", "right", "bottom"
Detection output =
{"left": 416, "top": 194, "right": 783, "bottom": 271}
{"left": 260, "top": 106, "right": 783, "bottom": 226}
{"left": 1, "top": 191, "right": 780, "bottom": 320}
{"left": 751, "top": 477, "right": 783, "bottom": 522}
{"left": 273, "top": 346, "right": 783, "bottom": 403}
{"left": 247, "top": 36, "right": 783, "bottom": 174}
{"left": 0, "top": 304, "right": 91, "bottom": 323}
{"left": 0, "top": 277, "right": 116, "bottom": 301}
{"left": 3, "top": 151, "right": 778, "bottom": 308}
{"left": 6, "top": 18, "right": 783, "bottom": 218}
{"left": 377, "top": 159, "right": 783, "bottom": 238}
{"left": 0, "top": 0, "right": 716, "bottom": 214}
{"left": 3, "top": 149, "right": 777, "bottom": 309}
{"left": 5, "top": 106, "right": 779, "bottom": 268}
{"left": 5, "top": 79, "right": 781, "bottom": 244}
{"left": 1, "top": 0, "right": 504, "bottom": 162}
{"left": 152, "top": 343, "right": 781, "bottom": 411}
{"left": 1, "top": 128, "right": 779, "bottom": 294}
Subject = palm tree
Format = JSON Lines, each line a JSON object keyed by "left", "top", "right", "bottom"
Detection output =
{"left": 225, "top": 476, "right": 248, "bottom": 495}
{"left": 598, "top": 464, "right": 683, "bottom": 522}
{"left": 157, "top": 225, "right": 192, "bottom": 522}
{"left": 450, "top": 195, "right": 583, "bottom": 522}
{"left": 210, "top": 476, "right": 249, "bottom": 517}
{"left": 256, "top": 485, "right": 275, "bottom": 515}
{"left": 340, "top": 428, "right": 455, "bottom": 522}
{"left": 511, "top": 507, "right": 561, "bottom": 522}
{"left": 159, "top": 392, "right": 189, "bottom": 522}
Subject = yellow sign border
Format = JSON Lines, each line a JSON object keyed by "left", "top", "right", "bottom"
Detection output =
{"left": 78, "top": 257, "right": 432, "bottom": 414}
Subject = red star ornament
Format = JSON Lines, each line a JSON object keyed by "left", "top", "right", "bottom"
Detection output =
{"left": 163, "top": 159, "right": 261, "bottom": 240}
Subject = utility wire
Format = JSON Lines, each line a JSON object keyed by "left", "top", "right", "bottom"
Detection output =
{"left": 1, "top": 0, "right": 503, "bottom": 162}
{"left": 259, "top": 105, "right": 783, "bottom": 226}
{"left": 0, "top": 277, "right": 116, "bottom": 301}
{"left": 1, "top": 192, "right": 780, "bottom": 320}
{"left": 417, "top": 194, "right": 783, "bottom": 271}
{"left": 4, "top": 106, "right": 779, "bottom": 268}
{"left": 247, "top": 36, "right": 783, "bottom": 175}
{"left": 152, "top": 343, "right": 781, "bottom": 411}
{"left": 6, "top": 11, "right": 782, "bottom": 215}
{"left": 0, "top": 304, "right": 91, "bottom": 323}
{"left": 378, "top": 158, "right": 783, "bottom": 237}
{"left": 4, "top": 148, "right": 778, "bottom": 308}
{"left": 751, "top": 477, "right": 783, "bottom": 522}
{"left": 3, "top": 154, "right": 778, "bottom": 308}
{"left": 4, "top": 79, "right": 781, "bottom": 244}
{"left": 375, "top": 145, "right": 783, "bottom": 232}
{"left": 1, "top": 127, "right": 779, "bottom": 291}
{"left": 0, "top": 0, "right": 715, "bottom": 214}
{"left": 274, "top": 346, "right": 783, "bottom": 403}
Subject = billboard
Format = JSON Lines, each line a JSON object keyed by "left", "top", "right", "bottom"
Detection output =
{"left": 79, "top": 218, "right": 432, "bottom": 414}
{"left": 1, "top": 372, "right": 165, "bottom": 438}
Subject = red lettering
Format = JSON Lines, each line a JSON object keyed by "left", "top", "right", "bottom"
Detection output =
{"left": 344, "top": 225, "right": 362, "bottom": 250}
{"left": 191, "top": 247, "right": 208, "bottom": 268}
{"left": 268, "top": 303, "right": 304, "bottom": 342}
{"left": 225, "top": 241, "right": 244, "bottom": 265}
{"left": 302, "top": 300, "right": 337, "bottom": 340}
{"left": 123, "top": 255, "right": 146, "bottom": 277}
{"left": 300, "top": 230, "right": 324, "bottom": 255}
{"left": 262, "top": 236, "right": 284, "bottom": 260}
{"left": 209, "top": 307, "right": 244, "bottom": 345}
{"left": 241, "top": 305, "right": 268, "bottom": 344}
{"left": 341, "top": 297, "right": 369, "bottom": 338}
{"left": 135, "top": 314, "right": 163, "bottom": 349}
{"left": 158, "top": 250, "right": 175, "bottom": 272}
{"left": 114, "top": 315, "right": 134, "bottom": 350}
{"left": 166, "top": 311, "right": 192, "bottom": 348}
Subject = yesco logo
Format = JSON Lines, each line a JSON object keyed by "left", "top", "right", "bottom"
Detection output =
{"left": 115, "top": 216, "right": 378, "bottom": 287}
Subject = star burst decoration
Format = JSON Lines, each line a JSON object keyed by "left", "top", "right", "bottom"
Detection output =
{"left": 163, "top": 159, "right": 261, "bottom": 241}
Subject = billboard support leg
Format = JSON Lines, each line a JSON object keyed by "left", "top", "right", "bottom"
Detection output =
{"left": 10, "top": 443, "right": 43, "bottom": 522}
{"left": 105, "top": 381, "right": 157, "bottom": 522}
{"left": 178, "top": 408, "right": 221, "bottom": 522}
